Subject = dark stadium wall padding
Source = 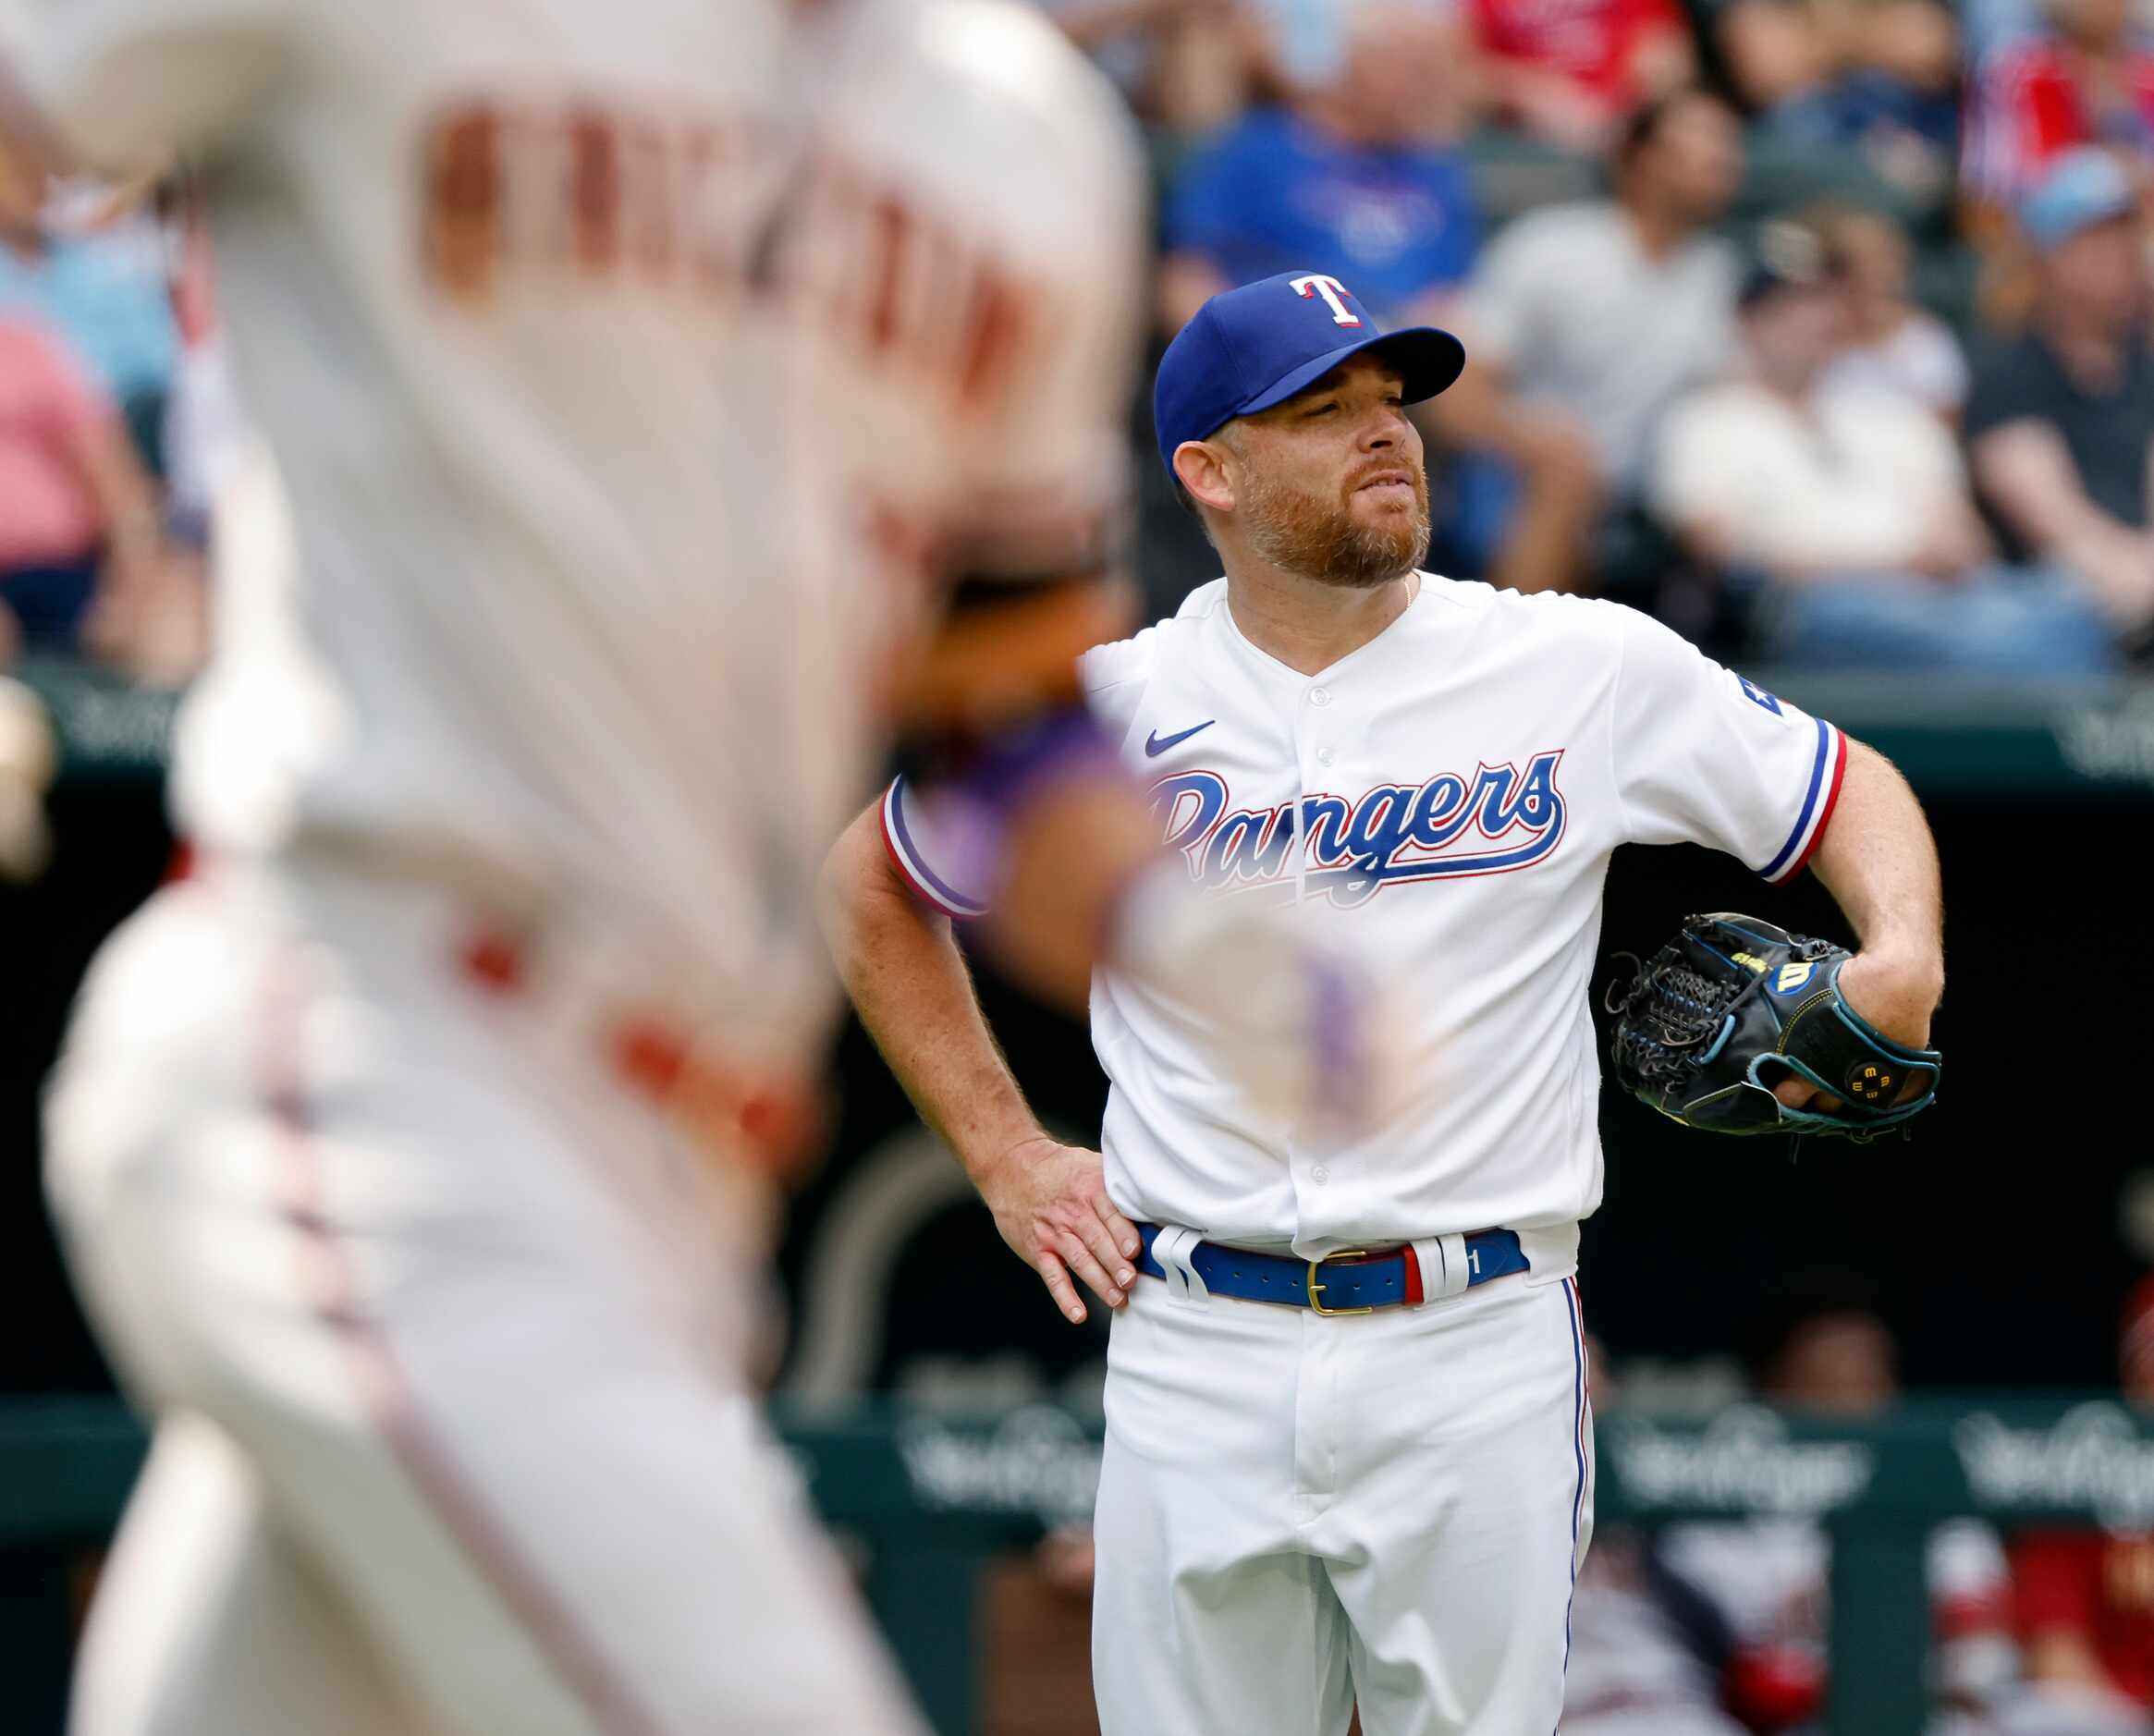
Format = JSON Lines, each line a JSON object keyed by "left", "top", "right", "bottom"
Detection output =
{"left": 5, "top": 784, "right": 2143, "bottom": 1402}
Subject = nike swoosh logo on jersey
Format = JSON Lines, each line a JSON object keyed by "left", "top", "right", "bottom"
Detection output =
{"left": 1144, "top": 721, "right": 1216, "bottom": 756}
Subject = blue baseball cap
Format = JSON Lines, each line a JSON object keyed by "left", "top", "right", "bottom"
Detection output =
{"left": 2019, "top": 148, "right": 2136, "bottom": 251}
{"left": 1153, "top": 271, "right": 1467, "bottom": 476}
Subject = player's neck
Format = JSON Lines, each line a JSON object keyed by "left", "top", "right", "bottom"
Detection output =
{"left": 1221, "top": 563, "right": 1420, "bottom": 677}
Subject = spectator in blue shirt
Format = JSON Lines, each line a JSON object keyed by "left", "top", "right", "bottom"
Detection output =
{"left": 1164, "top": 109, "right": 1479, "bottom": 317}
{"left": 1157, "top": 3, "right": 1482, "bottom": 334}
{"left": 1157, "top": 6, "right": 1602, "bottom": 598}
{"left": 0, "top": 145, "right": 177, "bottom": 470}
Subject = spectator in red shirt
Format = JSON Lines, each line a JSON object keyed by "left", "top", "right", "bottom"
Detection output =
{"left": 1469, "top": 0, "right": 1697, "bottom": 147}
{"left": 1964, "top": 0, "right": 2154, "bottom": 202}
{"left": 0, "top": 312, "right": 173, "bottom": 662}
{"left": 2008, "top": 1278, "right": 2154, "bottom": 1728}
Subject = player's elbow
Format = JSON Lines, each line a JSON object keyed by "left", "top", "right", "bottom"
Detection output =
{"left": 1813, "top": 733, "right": 1883, "bottom": 843}
{"left": 817, "top": 801, "right": 938, "bottom": 969}
{"left": 815, "top": 804, "right": 884, "bottom": 955}
{"left": 1836, "top": 733, "right": 1912, "bottom": 807}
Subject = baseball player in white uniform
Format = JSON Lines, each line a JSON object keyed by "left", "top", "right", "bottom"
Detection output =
{"left": 0, "top": 0, "right": 1267, "bottom": 1730}
{"left": 823, "top": 271, "right": 1946, "bottom": 1732}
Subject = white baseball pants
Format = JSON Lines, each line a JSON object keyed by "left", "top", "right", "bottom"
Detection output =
{"left": 44, "top": 862, "right": 924, "bottom": 1736}
{"left": 1092, "top": 1260, "right": 1593, "bottom": 1736}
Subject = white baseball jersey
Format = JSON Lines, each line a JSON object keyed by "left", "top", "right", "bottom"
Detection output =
{"left": 17, "top": 0, "right": 1139, "bottom": 1066}
{"left": 886, "top": 576, "right": 1847, "bottom": 1265}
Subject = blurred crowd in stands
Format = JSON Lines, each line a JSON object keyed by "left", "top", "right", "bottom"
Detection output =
{"left": 8, "top": 0, "right": 2154, "bottom": 695}
{"left": 1083, "top": 0, "right": 2154, "bottom": 674}
{"left": 0, "top": 153, "right": 214, "bottom": 689}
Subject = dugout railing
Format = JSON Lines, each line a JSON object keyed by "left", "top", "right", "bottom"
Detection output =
{"left": 6, "top": 1395, "right": 2154, "bottom": 1733}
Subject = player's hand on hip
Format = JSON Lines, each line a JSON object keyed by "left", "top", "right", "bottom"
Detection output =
{"left": 977, "top": 1133, "right": 1140, "bottom": 1325}
{"left": 1771, "top": 947, "right": 1942, "bottom": 1113}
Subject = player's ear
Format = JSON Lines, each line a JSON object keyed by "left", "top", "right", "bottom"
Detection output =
{"left": 1172, "top": 438, "right": 1237, "bottom": 516}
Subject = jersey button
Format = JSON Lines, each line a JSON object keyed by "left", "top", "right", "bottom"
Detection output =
{"left": 1309, "top": 687, "right": 1332, "bottom": 707}
{"left": 1311, "top": 1165, "right": 1330, "bottom": 1184}
{"left": 1316, "top": 747, "right": 1335, "bottom": 766}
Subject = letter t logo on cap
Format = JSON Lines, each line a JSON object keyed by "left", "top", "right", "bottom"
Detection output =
{"left": 1290, "top": 274, "right": 1361, "bottom": 326}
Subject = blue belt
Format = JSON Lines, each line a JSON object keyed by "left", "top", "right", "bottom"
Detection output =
{"left": 1135, "top": 1223, "right": 1528, "bottom": 1315}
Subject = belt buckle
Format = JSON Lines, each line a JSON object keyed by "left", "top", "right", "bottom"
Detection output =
{"left": 1307, "top": 1251, "right": 1374, "bottom": 1317}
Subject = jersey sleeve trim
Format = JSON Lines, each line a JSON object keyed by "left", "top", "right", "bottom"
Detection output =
{"left": 880, "top": 778, "right": 988, "bottom": 921}
{"left": 1760, "top": 720, "right": 1847, "bottom": 885}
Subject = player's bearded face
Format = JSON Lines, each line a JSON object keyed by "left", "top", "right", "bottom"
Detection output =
{"left": 1231, "top": 373, "right": 1431, "bottom": 588}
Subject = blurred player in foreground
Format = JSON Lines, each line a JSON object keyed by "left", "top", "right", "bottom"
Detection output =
{"left": 0, "top": 0, "right": 1377, "bottom": 1729}
{"left": 824, "top": 272, "right": 1945, "bottom": 1731}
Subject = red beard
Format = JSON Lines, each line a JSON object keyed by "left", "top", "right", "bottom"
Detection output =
{"left": 1237, "top": 462, "right": 1432, "bottom": 588}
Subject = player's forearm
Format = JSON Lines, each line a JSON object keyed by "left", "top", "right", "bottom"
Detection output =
{"left": 817, "top": 805, "right": 1047, "bottom": 1183}
{"left": 1807, "top": 737, "right": 1943, "bottom": 985}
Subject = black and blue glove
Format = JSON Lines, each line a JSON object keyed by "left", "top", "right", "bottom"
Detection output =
{"left": 1606, "top": 912, "right": 1940, "bottom": 1141}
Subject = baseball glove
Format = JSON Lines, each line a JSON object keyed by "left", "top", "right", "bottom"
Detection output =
{"left": 1605, "top": 912, "right": 1941, "bottom": 1141}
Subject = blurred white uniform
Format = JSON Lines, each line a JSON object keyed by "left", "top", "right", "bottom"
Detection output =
{"left": 22, "top": 0, "right": 1139, "bottom": 1729}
